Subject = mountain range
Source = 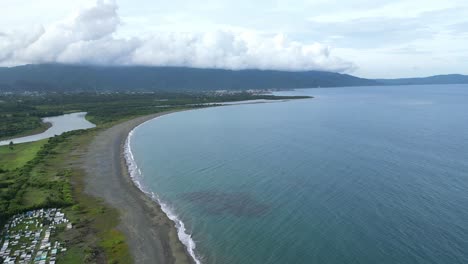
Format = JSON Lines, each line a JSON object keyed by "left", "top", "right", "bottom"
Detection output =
{"left": 0, "top": 64, "right": 467, "bottom": 93}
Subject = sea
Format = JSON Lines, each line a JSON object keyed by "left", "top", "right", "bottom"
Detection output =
{"left": 126, "top": 84, "right": 468, "bottom": 264}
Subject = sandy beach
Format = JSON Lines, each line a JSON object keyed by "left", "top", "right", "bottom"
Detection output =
{"left": 82, "top": 111, "right": 192, "bottom": 264}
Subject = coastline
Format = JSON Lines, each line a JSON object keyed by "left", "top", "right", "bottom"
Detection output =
{"left": 125, "top": 116, "right": 202, "bottom": 264}
{"left": 81, "top": 99, "right": 303, "bottom": 263}
{"left": 82, "top": 110, "right": 193, "bottom": 264}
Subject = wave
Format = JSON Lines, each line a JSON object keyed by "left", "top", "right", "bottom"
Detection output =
{"left": 124, "top": 120, "right": 202, "bottom": 264}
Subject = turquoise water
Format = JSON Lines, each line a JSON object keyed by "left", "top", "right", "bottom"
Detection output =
{"left": 129, "top": 85, "right": 468, "bottom": 264}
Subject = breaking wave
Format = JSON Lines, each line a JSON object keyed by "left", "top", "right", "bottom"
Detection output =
{"left": 124, "top": 119, "right": 202, "bottom": 264}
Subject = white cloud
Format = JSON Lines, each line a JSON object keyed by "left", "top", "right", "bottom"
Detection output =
{"left": 131, "top": 31, "right": 353, "bottom": 72}
{"left": 0, "top": 0, "right": 353, "bottom": 72}
{"left": 2, "top": 0, "right": 467, "bottom": 77}
{"left": 71, "top": 0, "right": 120, "bottom": 40}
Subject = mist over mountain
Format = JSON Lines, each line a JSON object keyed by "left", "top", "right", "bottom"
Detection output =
{"left": 0, "top": 64, "right": 466, "bottom": 93}
{"left": 0, "top": 64, "right": 376, "bottom": 92}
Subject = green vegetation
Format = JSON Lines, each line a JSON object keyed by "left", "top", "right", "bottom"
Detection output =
{"left": 0, "top": 99, "right": 61, "bottom": 140}
{"left": 0, "top": 140, "right": 47, "bottom": 170}
{"left": 0, "top": 131, "right": 83, "bottom": 221}
{"left": 0, "top": 128, "right": 131, "bottom": 263}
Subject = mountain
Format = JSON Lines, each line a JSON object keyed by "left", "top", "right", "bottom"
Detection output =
{"left": 0, "top": 64, "right": 377, "bottom": 92}
{"left": 0, "top": 64, "right": 466, "bottom": 93}
{"left": 377, "top": 74, "right": 468, "bottom": 86}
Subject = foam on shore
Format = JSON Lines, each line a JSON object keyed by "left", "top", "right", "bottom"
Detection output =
{"left": 124, "top": 120, "right": 202, "bottom": 264}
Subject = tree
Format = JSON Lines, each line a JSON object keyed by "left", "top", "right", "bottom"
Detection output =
{"left": 9, "top": 141, "right": 14, "bottom": 150}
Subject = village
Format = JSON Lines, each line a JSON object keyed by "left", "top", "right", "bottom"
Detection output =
{"left": 0, "top": 208, "right": 71, "bottom": 264}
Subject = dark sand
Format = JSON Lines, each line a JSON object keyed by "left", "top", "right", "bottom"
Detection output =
{"left": 82, "top": 112, "right": 192, "bottom": 264}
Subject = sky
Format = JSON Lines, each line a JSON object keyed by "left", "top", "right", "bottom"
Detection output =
{"left": 1, "top": 0, "right": 467, "bottom": 78}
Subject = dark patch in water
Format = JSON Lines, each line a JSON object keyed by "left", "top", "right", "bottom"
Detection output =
{"left": 180, "top": 191, "right": 270, "bottom": 217}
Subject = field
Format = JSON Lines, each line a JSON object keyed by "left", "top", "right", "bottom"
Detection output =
{"left": 0, "top": 140, "right": 47, "bottom": 170}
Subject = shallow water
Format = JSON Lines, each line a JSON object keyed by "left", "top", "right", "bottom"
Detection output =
{"left": 130, "top": 85, "right": 468, "bottom": 264}
{"left": 0, "top": 112, "right": 95, "bottom": 146}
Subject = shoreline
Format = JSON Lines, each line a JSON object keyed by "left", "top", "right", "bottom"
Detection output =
{"left": 125, "top": 115, "right": 202, "bottom": 264}
{"left": 82, "top": 110, "right": 193, "bottom": 264}
{"left": 81, "top": 99, "right": 303, "bottom": 263}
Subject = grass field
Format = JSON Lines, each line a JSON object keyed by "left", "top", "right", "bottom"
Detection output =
{"left": 0, "top": 140, "right": 47, "bottom": 171}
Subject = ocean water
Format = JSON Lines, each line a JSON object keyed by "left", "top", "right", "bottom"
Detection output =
{"left": 0, "top": 112, "right": 95, "bottom": 146}
{"left": 128, "top": 85, "right": 468, "bottom": 264}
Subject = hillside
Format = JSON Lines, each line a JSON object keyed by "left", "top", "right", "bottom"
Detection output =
{"left": 0, "top": 64, "right": 377, "bottom": 92}
{"left": 1, "top": 64, "right": 467, "bottom": 93}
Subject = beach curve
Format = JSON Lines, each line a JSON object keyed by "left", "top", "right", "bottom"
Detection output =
{"left": 82, "top": 111, "right": 193, "bottom": 264}
{"left": 81, "top": 100, "right": 295, "bottom": 263}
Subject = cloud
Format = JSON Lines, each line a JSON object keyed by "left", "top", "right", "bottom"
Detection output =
{"left": 131, "top": 31, "right": 354, "bottom": 72}
{"left": 0, "top": 0, "right": 354, "bottom": 72}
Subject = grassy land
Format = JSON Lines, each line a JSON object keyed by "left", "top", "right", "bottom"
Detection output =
{"left": 0, "top": 140, "right": 47, "bottom": 170}
{"left": 0, "top": 128, "right": 132, "bottom": 263}
{"left": 0, "top": 133, "right": 77, "bottom": 219}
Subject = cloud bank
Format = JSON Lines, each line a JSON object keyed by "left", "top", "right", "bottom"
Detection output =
{"left": 0, "top": 1, "right": 354, "bottom": 72}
